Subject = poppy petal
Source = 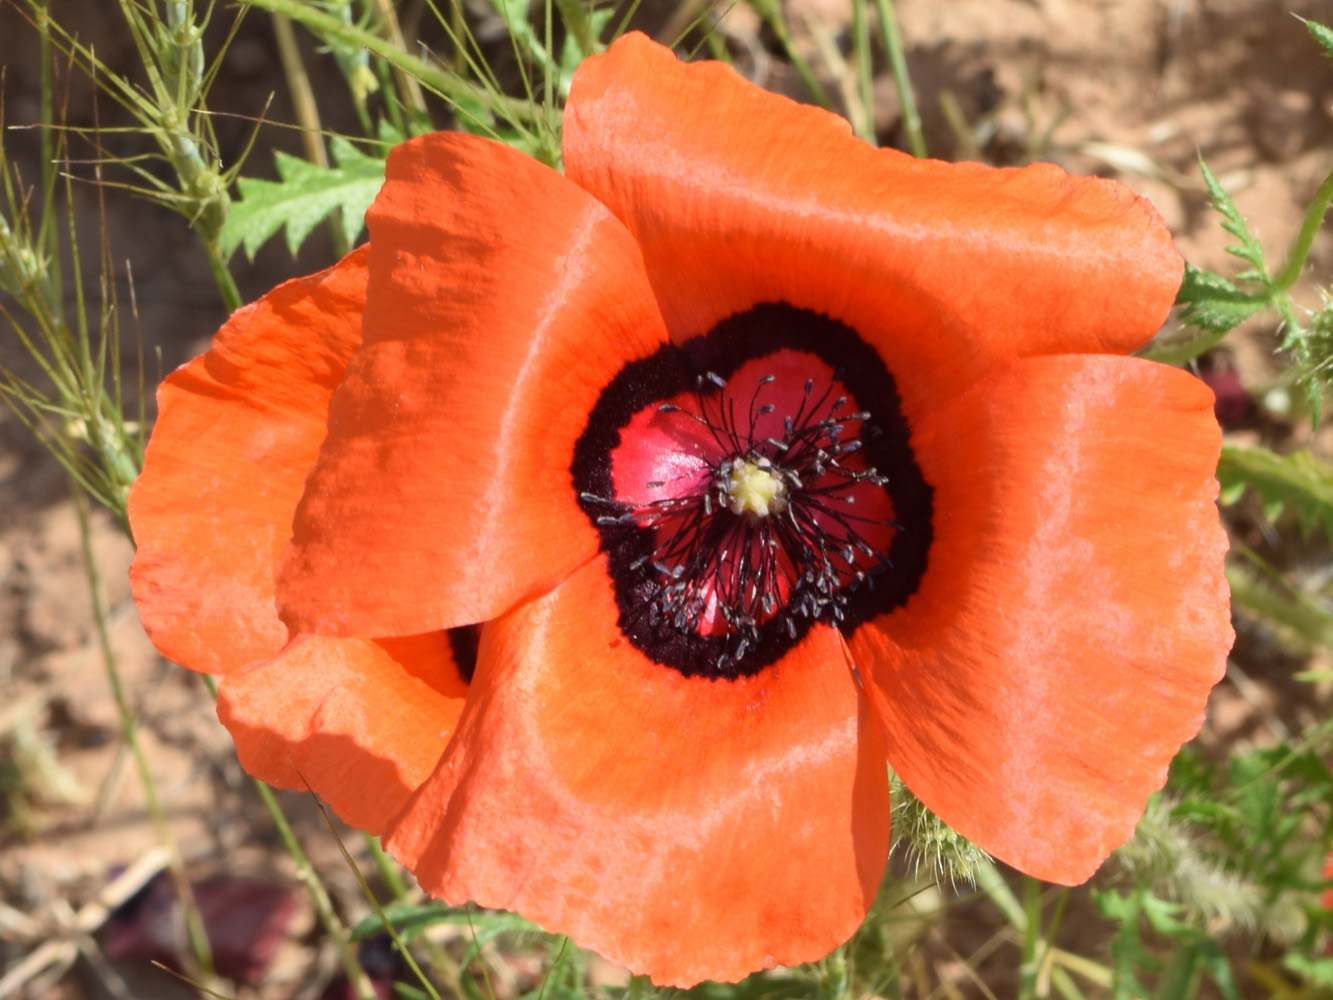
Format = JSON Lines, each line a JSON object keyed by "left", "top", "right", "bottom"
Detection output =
{"left": 383, "top": 558, "right": 889, "bottom": 986}
{"left": 218, "top": 630, "right": 469, "bottom": 834}
{"left": 128, "top": 248, "right": 369, "bottom": 673}
{"left": 564, "top": 34, "right": 1181, "bottom": 417}
{"left": 848, "top": 354, "right": 1231, "bottom": 885}
{"left": 279, "top": 133, "right": 669, "bottom": 638}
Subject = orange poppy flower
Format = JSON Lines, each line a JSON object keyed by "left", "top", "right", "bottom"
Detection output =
{"left": 129, "top": 32, "right": 1232, "bottom": 987}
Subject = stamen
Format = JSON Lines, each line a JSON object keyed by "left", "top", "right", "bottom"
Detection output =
{"left": 601, "top": 365, "right": 897, "bottom": 673}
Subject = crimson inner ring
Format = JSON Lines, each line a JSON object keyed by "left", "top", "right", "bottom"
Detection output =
{"left": 571, "top": 303, "right": 933, "bottom": 680}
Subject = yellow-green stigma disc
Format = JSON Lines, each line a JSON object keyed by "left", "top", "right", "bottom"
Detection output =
{"left": 726, "top": 460, "right": 788, "bottom": 520}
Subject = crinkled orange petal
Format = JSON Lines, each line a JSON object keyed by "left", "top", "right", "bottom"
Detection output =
{"left": 564, "top": 34, "right": 1181, "bottom": 419}
{"left": 128, "top": 248, "right": 369, "bottom": 673}
{"left": 279, "top": 134, "right": 669, "bottom": 638}
{"left": 383, "top": 558, "right": 889, "bottom": 986}
{"left": 218, "top": 630, "right": 469, "bottom": 835}
{"left": 848, "top": 354, "right": 1231, "bottom": 885}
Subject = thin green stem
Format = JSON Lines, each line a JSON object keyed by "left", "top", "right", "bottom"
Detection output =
{"left": 872, "top": 0, "right": 925, "bottom": 157}
{"left": 255, "top": 783, "right": 378, "bottom": 1000}
{"left": 359, "top": 835, "right": 463, "bottom": 990}
{"left": 974, "top": 860, "right": 1027, "bottom": 931}
{"left": 271, "top": 12, "right": 349, "bottom": 257}
{"left": 747, "top": 0, "right": 832, "bottom": 109}
{"left": 544, "top": 0, "right": 556, "bottom": 125}
{"left": 330, "top": 823, "right": 441, "bottom": 1000}
{"left": 364, "top": 832, "right": 409, "bottom": 901}
{"left": 36, "top": 0, "right": 64, "bottom": 319}
{"left": 822, "top": 943, "right": 850, "bottom": 1000}
{"left": 1274, "top": 164, "right": 1333, "bottom": 292}
{"left": 1049, "top": 966, "right": 1088, "bottom": 1000}
{"left": 238, "top": 0, "right": 527, "bottom": 122}
{"left": 206, "top": 241, "right": 243, "bottom": 312}
{"left": 1018, "top": 876, "right": 1043, "bottom": 1000}
{"left": 1043, "top": 888, "right": 1071, "bottom": 960}
{"left": 553, "top": 0, "right": 598, "bottom": 60}
{"left": 201, "top": 675, "right": 377, "bottom": 1000}
{"left": 369, "top": 0, "right": 430, "bottom": 122}
{"left": 1050, "top": 948, "right": 1112, "bottom": 989}
{"left": 1153, "top": 943, "right": 1200, "bottom": 1000}
{"left": 464, "top": 904, "right": 499, "bottom": 1000}
{"left": 73, "top": 484, "right": 216, "bottom": 981}
{"left": 850, "top": 0, "right": 876, "bottom": 144}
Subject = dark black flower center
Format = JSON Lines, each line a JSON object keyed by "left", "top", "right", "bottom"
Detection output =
{"left": 447, "top": 625, "right": 481, "bottom": 684}
{"left": 571, "top": 303, "right": 933, "bottom": 680}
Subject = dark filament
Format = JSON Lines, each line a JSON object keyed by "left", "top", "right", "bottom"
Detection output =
{"left": 584, "top": 370, "right": 901, "bottom": 673}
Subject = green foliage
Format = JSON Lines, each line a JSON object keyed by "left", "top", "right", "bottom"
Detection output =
{"left": 1169, "top": 739, "right": 1333, "bottom": 936}
{"left": 1099, "top": 735, "right": 1333, "bottom": 1000}
{"left": 1116, "top": 796, "right": 1263, "bottom": 935}
{"left": 890, "top": 776, "right": 991, "bottom": 885}
{"left": 1172, "top": 264, "right": 1267, "bottom": 338}
{"left": 1292, "top": 298, "right": 1333, "bottom": 419}
{"left": 1163, "top": 136, "right": 1333, "bottom": 417}
{"left": 220, "top": 137, "right": 387, "bottom": 259}
{"left": 1305, "top": 16, "right": 1333, "bottom": 60}
{"left": 1285, "top": 952, "right": 1333, "bottom": 987}
{"left": 1163, "top": 27, "right": 1333, "bottom": 416}
{"left": 395, "top": 984, "right": 436, "bottom": 1000}
{"left": 1226, "top": 557, "right": 1333, "bottom": 652}
{"left": 1217, "top": 444, "right": 1333, "bottom": 539}
{"left": 353, "top": 903, "right": 543, "bottom": 951}
{"left": 1164, "top": 162, "right": 1279, "bottom": 353}
{"left": 1200, "top": 160, "right": 1268, "bottom": 278}
{"left": 491, "top": 0, "right": 612, "bottom": 97}
{"left": 1093, "top": 887, "right": 1183, "bottom": 1000}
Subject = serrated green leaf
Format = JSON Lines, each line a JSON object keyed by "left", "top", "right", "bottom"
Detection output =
{"left": 1217, "top": 443, "right": 1333, "bottom": 539}
{"left": 1198, "top": 160, "right": 1268, "bottom": 278}
{"left": 1168, "top": 263, "right": 1266, "bottom": 342}
{"left": 219, "top": 139, "right": 387, "bottom": 260}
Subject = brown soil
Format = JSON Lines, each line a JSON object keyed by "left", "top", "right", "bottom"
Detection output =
{"left": 2, "top": 0, "right": 1331, "bottom": 997}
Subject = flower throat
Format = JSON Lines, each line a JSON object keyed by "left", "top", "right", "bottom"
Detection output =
{"left": 572, "top": 303, "right": 934, "bottom": 680}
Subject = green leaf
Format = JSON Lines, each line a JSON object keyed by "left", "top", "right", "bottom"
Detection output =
{"left": 1217, "top": 443, "right": 1333, "bottom": 538}
{"left": 1198, "top": 160, "right": 1268, "bottom": 279}
{"left": 1194, "top": 941, "right": 1242, "bottom": 1000}
{"left": 353, "top": 902, "right": 544, "bottom": 947}
{"left": 219, "top": 137, "right": 386, "bottom": 260}
{"left": 1092, "top": 888, "right": 1159, "bottom": 1000}
{"left": 1285, "top": 953, "right": 1333, "bottom": 987}
{"left": 1153, "top": 945, "right": 1202, "bottom": 1000}
{"left": 1139, "top": 893, "right": 1194, "bottom": 938}
{"left": 558, "top": 9, "right": 613, "bottom": 83}
{"left": 1168, "top": 263, "right": 1267, "bottom": 343}
{"left": 1305, "top": 18, "right": 1333, "bottom": 61}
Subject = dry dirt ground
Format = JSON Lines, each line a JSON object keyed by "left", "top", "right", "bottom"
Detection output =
{"left": 2, "top": 0, "right": 1333, "bottom": 997}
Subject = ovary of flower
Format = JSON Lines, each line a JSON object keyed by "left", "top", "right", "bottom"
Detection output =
{"left": 723, "top": 458, "right": 789, "bottom": 521}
